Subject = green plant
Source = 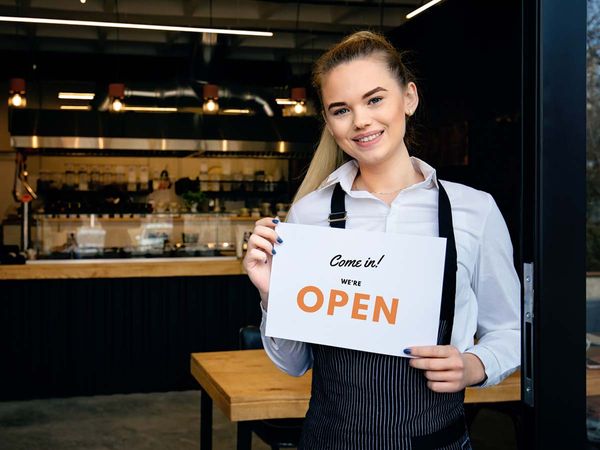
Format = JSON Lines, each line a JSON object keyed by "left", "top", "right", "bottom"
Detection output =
{"left": 182, "top": 191, "right": 206, "bottom": 207}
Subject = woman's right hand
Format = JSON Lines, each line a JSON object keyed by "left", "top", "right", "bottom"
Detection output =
{"left": 242, "top": 217, "right": 283, "bottom": 309}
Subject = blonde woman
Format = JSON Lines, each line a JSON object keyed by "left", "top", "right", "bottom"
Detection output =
{"left": 243, "top": 31, "right": 520, "bottom": 449}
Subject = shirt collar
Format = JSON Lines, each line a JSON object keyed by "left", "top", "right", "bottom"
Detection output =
{"left": 316, "top": 156, "right": 439, "bottom": 193}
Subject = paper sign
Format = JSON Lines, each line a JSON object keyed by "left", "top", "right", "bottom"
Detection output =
{"left": 265, "top": 222, "right": 447, "bottom": 357}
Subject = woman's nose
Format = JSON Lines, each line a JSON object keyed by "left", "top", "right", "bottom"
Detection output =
{"left": 353, "top": 108, "right": 372, "bottom": 129}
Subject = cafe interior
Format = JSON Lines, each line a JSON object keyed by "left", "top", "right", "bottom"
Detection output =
{"left": 0, "top": 0, "right": 590, "bottom": 449}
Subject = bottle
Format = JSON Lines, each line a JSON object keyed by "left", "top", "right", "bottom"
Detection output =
{"left": 90, "top": 166, "right": 101, "bottom": 190}
{"left": 64, "top": 163, "right": 76, "bottom": 189}
{"left": 139, "top": 166, "right": 149, "bottom": 191}
{"left": 127, "top": 165, "right": 137, "bottom": 191}
{"left": 208, "top": 165, "right": 221, "bottom": 192}
{"left": 243, "top": 166, "right": 254, "bottom": 192}
{"left": 78, "top": 166, "right": 89, "bottom": 191}
{"left": 222, "top": 161, "right": 232, "bottom": 192}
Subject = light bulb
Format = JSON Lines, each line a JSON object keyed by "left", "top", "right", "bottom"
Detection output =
{"left": 80, "top": 0, "right": 87, "bottom": 3}
{"left": 293, "top": 102, "right": 305, "bottom": 115}
{"left": 206, "top": 99, "right": 216, "bottom": 112}
{"left": 11, "top": 93, "right": 23, "bottom": 107}
{"left": 112, "top": 98, "right": 123, "bottom": 112}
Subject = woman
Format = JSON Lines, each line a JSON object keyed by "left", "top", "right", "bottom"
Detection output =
{"left": 243, "top": 31, "right": 520, "bottom": 449}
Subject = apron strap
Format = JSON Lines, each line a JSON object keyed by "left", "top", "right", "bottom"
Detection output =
{"left": 437, "top": 181, "right": 457, "bottom": 345}
{"left": 328, "top": 180, "right": 458, "bottom": 346}
{"left": 328, "top": 182, "right": 347, "bottom": 228}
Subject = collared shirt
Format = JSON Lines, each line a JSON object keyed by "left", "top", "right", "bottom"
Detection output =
{"left": 260, "top": 157, "right": 521, "bottom": 388}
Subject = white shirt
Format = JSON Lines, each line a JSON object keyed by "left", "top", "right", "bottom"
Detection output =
{"left": 260, "top": 157, "right": 521, "bottom": 388}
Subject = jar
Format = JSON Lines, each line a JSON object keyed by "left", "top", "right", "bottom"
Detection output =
{"left": 64, "top": 164, "right": 76, "bottom": 189}
{"left": 260, "top": 202, "right": 271, "bottom": 217}
{"left": 250, "top": 208, "right": 261, "bottom": 219}
{"left": 78, "top": 166, "right": 89, "bottom": 191}
{"left": 90, "top": 166, "right": 101, "bottom": 189}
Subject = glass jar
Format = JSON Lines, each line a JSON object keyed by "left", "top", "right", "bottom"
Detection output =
{"left": 78, "top": 166, "right": 89, "bottom": 191}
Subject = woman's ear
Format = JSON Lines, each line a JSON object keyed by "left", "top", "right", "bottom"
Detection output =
{"left": 404, "top": 82, "right": 419, "bottom": 116}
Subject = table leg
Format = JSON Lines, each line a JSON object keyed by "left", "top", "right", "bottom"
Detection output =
{"left": 237, "top": 421, "right": 252, "bottom": 450}
{"left": 200, "top": 387, "right": 213, "bottom": 450}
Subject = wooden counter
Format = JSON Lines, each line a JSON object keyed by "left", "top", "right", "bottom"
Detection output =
{"left": 0, "top": 257, "right": 245, "bottom": 280}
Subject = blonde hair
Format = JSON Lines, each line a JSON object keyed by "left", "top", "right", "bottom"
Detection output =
{"left": 292, "top": 31, "right": 416, "bottom": 204}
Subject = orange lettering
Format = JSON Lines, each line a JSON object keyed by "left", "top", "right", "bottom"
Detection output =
{"left": 373, "top": 296, "right": 399, "bottom": 324}
{"left": 327, "top": 289, "right": 349, "bottom": 315}
{"left": 297, "top": 286, "right": 324, "bottom": 313}
{"left": 351, "top": 292, "right": 370, "bottom": 320}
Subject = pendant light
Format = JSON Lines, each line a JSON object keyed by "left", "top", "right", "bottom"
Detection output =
{"left": 8, "top": 78, "right": 26, "bottom": 108}
{"left": 202, "top": 84, "right": 219, "bottom": 114}
{"left": 109, "top": 83, "right": 125, "bottom": 112}
{"left": 291, "top": 87, "right": 306, "bottom": 115}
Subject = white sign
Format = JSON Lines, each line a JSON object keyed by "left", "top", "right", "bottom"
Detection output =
{"left": 265, "top": 223, "right": 447, "bottom": 357}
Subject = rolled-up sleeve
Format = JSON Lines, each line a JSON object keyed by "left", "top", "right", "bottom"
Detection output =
{"left": 465, "top": 195, "right": 521, "bottom": 387}
{"left": 259, "top": 205, "right": 313, "bottom": 376}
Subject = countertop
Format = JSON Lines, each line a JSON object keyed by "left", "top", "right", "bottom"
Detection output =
{"left": 0, "top": 257, "right": 246, "bottom": 280}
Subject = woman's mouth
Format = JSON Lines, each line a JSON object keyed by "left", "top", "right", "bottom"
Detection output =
{"left": 352, "top": 130, "right": 384, "bottom": 146}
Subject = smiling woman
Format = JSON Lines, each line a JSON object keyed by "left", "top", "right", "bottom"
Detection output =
{"left": 243, "top": 31, "right": 521, "bottom": 450}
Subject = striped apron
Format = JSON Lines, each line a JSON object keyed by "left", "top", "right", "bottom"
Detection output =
{"left": 298, "top": 181, "right": 470, "bottom": 450}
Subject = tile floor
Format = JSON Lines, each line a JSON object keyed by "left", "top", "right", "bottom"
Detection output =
{"left": 0, "top": 389, "right": 521, "bottom": 449}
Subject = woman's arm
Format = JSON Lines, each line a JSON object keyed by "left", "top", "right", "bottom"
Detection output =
{"left": 463, "top": 194, "right": 521, "bottom": 387}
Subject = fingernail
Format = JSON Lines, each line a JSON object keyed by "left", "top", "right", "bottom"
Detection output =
{"left": 272, "top": 218, "right": 280, "bottom": 224}
{"left": 403, "top": 348, "right": 412, "bottom": 355}
{"left": 276, "top": 237, "right": 283, "bottom": 244}
{"left": 271, "top": 248, "right": 276, "bottom": 255}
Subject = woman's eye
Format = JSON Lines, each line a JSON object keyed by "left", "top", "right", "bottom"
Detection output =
{"left": 368, "top": 96, "right": 383, "bottom": 105}
{"left": 333, "top": 107, "right": 349, "bottom": 116}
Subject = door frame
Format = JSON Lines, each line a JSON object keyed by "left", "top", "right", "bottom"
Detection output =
{"left": 521, "top": 0, "right": 587, "bottom": 447}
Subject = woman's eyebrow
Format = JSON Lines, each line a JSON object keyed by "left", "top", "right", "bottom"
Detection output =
{"left": 326, "top": 86, "right": 388, "bottom": 111}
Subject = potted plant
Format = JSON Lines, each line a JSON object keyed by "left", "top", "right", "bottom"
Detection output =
{"left": 182, "top": 191, "right": 207, "bottom": 213}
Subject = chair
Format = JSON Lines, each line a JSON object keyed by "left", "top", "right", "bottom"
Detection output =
{"left": 238, "top": 325, "right": 304, "bottom": 450}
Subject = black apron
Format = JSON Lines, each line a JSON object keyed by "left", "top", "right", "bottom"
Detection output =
{"left": 299, "top": 181, "right": 470, "bottom": 450}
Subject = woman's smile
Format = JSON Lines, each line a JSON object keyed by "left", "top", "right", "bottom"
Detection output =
{"left": 352, "top": 130, "right": 385, "bottom": 147}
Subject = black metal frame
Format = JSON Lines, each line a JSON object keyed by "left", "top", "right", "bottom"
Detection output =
{"left": 521, "top": 0, "right": 587, "bottom": 448}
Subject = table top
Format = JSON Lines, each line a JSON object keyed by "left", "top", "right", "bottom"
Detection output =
{"left": 192, "top": 349, "right": 551, "bottom": 422}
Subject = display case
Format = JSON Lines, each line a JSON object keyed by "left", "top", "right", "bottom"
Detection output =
{"left": 31, "top": 212, "right": 254, "bottom": 260}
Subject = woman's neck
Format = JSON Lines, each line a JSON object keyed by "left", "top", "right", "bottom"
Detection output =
{"left": 353, "top": 152, "right": 424, "bottom": 199}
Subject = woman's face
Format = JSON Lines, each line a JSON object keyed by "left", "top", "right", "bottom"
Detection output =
{"left": 320, "top": 55, "right": 418, "bottom": 168}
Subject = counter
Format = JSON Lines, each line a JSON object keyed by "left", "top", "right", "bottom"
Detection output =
{"left": 0, "top": 257, "right": 244, "bottom": 280}
{"left": 0, "top": 257, "right": 260, "bottom": 400}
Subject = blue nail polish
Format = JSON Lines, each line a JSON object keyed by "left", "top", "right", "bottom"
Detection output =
{"left": 272, "top": 248, "right": 276, "bottom": 255}
{"left": 272, "top": 218, "right": 280, "bottom": 224}
{"left": 277, "top": 237, "right": 283, "bottom": 244}
{"left": 403, "top": 348, "right": 411, "bottom": 355}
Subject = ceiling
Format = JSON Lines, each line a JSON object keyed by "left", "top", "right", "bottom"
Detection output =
{"left": 0, "top": 0, "right": 424, "bottom": 72}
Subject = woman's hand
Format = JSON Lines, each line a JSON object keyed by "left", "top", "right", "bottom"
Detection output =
{"left": 405, "top": 345, "right": 486, "bottom": 393}
{"left": 242, "top": 217, "right": 283, "bottom": 309}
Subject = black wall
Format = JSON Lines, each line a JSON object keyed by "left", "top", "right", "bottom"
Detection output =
{"left": 388, "top": 0, "right": 522, "bottom": 261}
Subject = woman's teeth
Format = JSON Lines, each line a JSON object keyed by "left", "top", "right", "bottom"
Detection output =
{"left": 356, "top": 131, "right": 383, "bottom": 142}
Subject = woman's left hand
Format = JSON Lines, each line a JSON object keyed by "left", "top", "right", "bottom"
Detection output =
{"left": 405, "top": 345, "right": 486, "bottom": 393}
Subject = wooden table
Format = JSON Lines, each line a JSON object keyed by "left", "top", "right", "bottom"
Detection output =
{"left": 196, "top": 349, "right": 598, "bottom": 449}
